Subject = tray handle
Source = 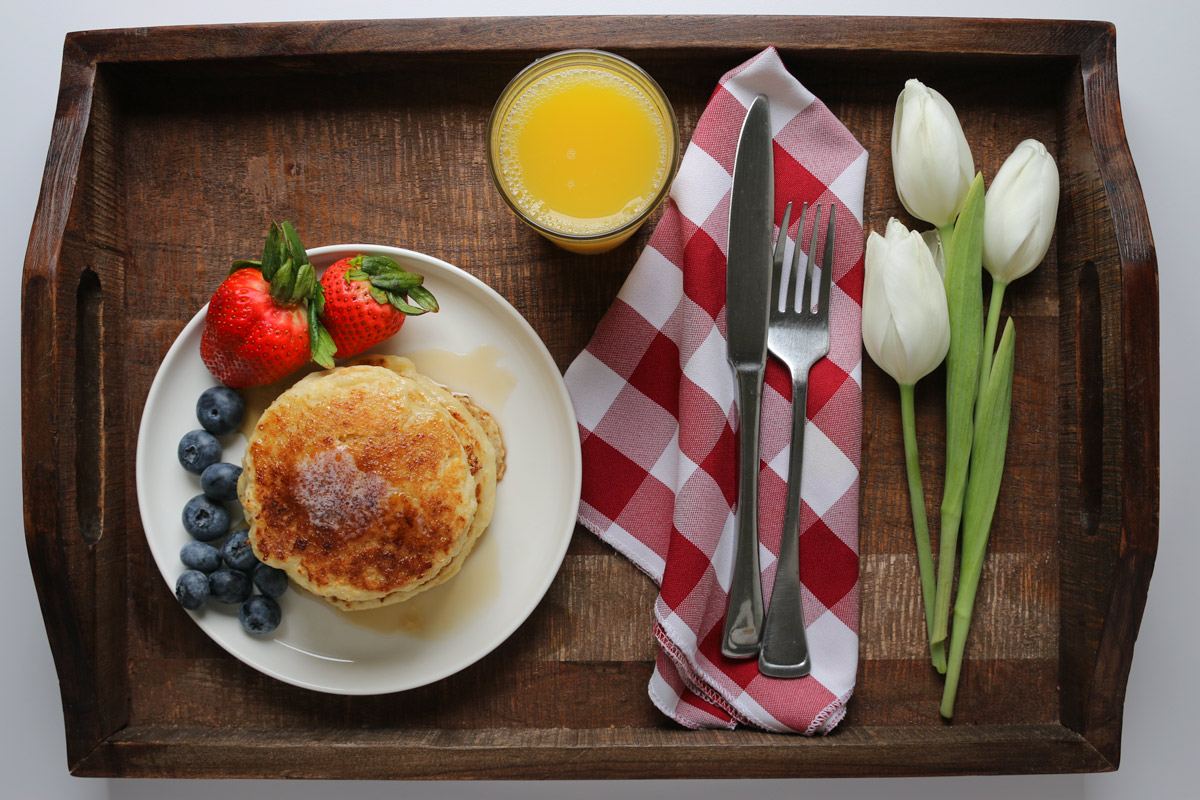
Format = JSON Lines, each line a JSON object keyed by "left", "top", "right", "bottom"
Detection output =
{"left": 74, "top": 267, "right": 105, "bottom": 543}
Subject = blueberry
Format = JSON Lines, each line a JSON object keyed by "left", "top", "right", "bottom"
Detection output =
{"left": 209, "top": 568, "right": 252, "bottom": 604}
{"left": 175, "top": 569, "right": 210, "bottom": 610}
{"left": 238, "top": 595, "right": 282, "bottom": 635}
{"left": 221, "top": 528, "right": 258, "bottom": 572}
{"left": 180, "top": 541, "right": 222, "bottom": 573}
{"left": 182, "top": 494, "right": 229, "bottom": 542}
{"left": 196, "top": 386, "right": 245, "bottom": 435}
{"left": 201, "top": 462, "right": 242, "bottom": 501}
{"left": 252, "top": 562, "right": 289, "bottom": 598}
{"left": 177, "top": 429, "right": 222, "bottom": 475}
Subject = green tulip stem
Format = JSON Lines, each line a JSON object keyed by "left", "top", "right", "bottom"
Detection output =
{"left": 900, "top": 382, "right": 945, "bottom": 673}
{"left": 977, "top": 278, "right": 1009, "bottom": 408}
{"left": 941, "top": 318, "right": 1016, "bottom": 719}
{"left": 931, "top": 174, "right": 986, "bottom": 649}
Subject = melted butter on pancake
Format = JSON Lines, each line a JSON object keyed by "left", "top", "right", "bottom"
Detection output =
{"left": 295, "top": 446, "right": 389, "bottom": 533}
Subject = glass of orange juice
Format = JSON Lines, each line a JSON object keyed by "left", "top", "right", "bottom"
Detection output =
{"left": 487, "top": 50, "right": 680, "bottom": 254}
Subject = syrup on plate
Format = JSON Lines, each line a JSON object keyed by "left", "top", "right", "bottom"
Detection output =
{"left": 332, "top": 530, "right": 501, "bottom": 637}
{"left": 404, "top": 344, "right": 516, "bottom": 413}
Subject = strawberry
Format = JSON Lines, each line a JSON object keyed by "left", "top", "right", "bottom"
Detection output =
{"left": 200, "top": 222, "right": 336, "bottom": 388}
{"left": 318, "top": 254, "right": 438, "bottom": 358}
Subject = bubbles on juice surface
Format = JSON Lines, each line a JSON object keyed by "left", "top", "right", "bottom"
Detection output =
{"left": 496, "top": 66, "right": 671, "bottom": 236}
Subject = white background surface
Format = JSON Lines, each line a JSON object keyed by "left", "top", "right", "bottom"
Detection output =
{"left": 2, "top": 0, "right": 1194, "bottom": 798}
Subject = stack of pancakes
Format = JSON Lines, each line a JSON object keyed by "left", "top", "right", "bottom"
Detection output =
{"left": 239, "top": 355, "right": 504, "bottom": 611}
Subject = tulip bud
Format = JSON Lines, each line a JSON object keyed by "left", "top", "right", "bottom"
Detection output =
{"left": 891, "top": 79, "right": 975, "bottom": 229}
{"left": 863, "top": 218, "right": 952, "bottom": 386}
{"left": 982, "top": 139, "right": 1060, "bottom": 283}
{"left": 920, "top": 229, "right": 945, "bottom": 281}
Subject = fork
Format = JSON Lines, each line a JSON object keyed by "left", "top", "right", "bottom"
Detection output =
{"left": 758, "top": 201, "right": 836, "bottom": 678}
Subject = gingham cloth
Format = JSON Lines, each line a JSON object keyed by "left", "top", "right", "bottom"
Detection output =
{"left": 564, "top": 48, "right": 867, "bottom": 733}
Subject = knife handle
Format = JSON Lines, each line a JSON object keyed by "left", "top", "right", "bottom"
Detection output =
{"left": 721, "top": 365, "right": 765, "bottom": 659}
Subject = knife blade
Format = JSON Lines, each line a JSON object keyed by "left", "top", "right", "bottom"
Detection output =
{"left": 721, "top": 94, "right": 773, "bottom": 659}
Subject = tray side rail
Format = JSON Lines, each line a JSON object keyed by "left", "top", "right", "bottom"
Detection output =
{"left": 1069, "top": 21, "right": 1159, "bottom": 769}
{"left": 58, "top": 16, "right": 1119, "bottom": 64}
{"left": 74, "top": 724, "right": 1111, "bottom": 779}
{"left": 21, "top": 36, "right": 132, "bottom": 772}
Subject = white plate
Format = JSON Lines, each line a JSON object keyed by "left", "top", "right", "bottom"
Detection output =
{"left": 135, "top": 245, "right": 580, "bottom": 695}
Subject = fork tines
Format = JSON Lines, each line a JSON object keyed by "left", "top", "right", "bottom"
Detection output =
{"left": 771, "top": 202, "right": 837, "bottom": 317}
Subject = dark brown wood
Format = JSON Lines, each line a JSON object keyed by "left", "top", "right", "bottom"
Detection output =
{"left": 71, "top": 723, "right": 1111, "bottom": 779}
{"left": 21, "top": 15, "right": 1158, "bottom": 779}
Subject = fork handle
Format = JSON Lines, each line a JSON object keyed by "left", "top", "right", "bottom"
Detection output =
{"left": 721, "top": 365, "right": 766, "bottom": 659}
{"left": 759, "top": 373, "right": 813, "bottom": 678}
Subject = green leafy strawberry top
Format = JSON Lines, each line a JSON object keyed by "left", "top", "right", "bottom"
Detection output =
{"left": 231, "top": 221, "right": 337, "bottom": 369}
{"left": 344, "top": 254, "right": 440, "bottom": 316}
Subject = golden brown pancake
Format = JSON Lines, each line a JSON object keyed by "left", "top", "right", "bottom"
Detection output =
{"left": 240, "top": 365, "right": 478, "bottom": 609}
{"left": 338, "top": 354, "right": 504, "bottom": 608}
{"left": 454, "top": 391, "right": 507, "bottom": 482}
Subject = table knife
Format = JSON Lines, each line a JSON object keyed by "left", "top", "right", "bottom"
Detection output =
{"left": 720, "top": 94, "right": 773, "bottom": 659}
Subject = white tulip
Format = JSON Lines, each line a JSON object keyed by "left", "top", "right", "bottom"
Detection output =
{"left": 863, "top": 218, "right": 952, "bottom": 386}
{"left": 891, "top": 79, "right": 975, "bottom": 229}
{"left": 864, "top": 219, "right": 952, "bottom": 669}
{"left": 920, "top": 228, "right": 945, "bottom": 281}
{"left": 983, "top": 139, "right": 1060, "bottom": 283}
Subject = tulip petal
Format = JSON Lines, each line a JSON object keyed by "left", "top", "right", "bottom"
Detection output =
{"left": 921, "top": 229, "right": 946, "bottom": 281}
{"left": 885, "top": 217, "right": 910, "bottom": 244}
{"left": 861, "top": 231, "right": 893, "bottom": 376}
{"left": 883, "top": 233, "right": 951, "bottom": 383}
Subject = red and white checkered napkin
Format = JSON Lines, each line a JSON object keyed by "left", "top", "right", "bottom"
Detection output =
{"left": 564, "top": 48, "right": 867, "bottom": 733}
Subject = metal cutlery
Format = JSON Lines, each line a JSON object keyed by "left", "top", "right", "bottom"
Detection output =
{"left": 720, "top": 94, "right": 774, "bottom": 659}
{"left": 758, "top": 200, "right": 837, "bottom": 678}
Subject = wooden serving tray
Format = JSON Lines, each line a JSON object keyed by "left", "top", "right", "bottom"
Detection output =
{"left": 21, "top": 16, "right": 1158, "bottom": 778}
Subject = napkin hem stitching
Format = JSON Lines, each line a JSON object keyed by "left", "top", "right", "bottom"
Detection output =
{"left": 654, "top": 625, "right": 750, "bottom": 727}
{"left": 655, "top": 608, "right": 802, "bottom": 733}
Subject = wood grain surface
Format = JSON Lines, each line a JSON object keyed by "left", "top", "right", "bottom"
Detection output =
{"left": 20, "top": 15, "right": 1158, "bottom": 779}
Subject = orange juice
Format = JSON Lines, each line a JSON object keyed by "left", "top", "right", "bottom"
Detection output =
{"left": 488, "top": 51, "right": 679, "bottom": 254}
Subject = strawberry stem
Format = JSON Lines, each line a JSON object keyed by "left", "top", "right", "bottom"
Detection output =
{"left": 281, "top": 222, "right": 310, "bottom": 269}
{"left": 260, "top": 222, "right": 285, "bottom": 281}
